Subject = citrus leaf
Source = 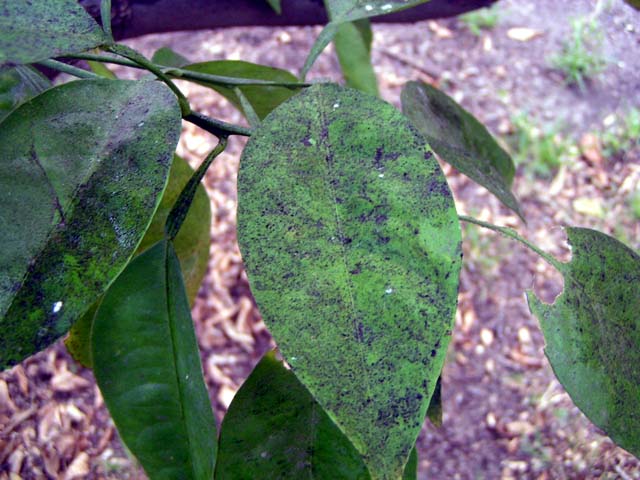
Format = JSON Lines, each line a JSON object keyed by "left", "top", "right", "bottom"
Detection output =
{"left": 0, "top": 79, "right": 181, "bottom": 369}
{"left": 324, "top": 0, "right": 431, "bottom": 22}
{"left": 300, "top": 22, "right": 340, "bottom": 80}
{"left": 403, "top": 447, "right": 418, "bottom": 479}
{"left": 237, "top": 83, "right": 462, "bottom": 478}
{"left": 0, "top": 0, "right": 108, "bottom": 67}
{"left": 65, "top": 154, "right": 211, "bottom": 368}
{"left": 92, "top": 240, "right": 217, "bottom": 479}
{"left": 265, "top": 0, "right": 283, "bottom": 14}
{"left": 216, "top": 351, "right": 371, "bottom": 479}
{"left": 401, "top": 81, "right": 523, "bottom": 221}
{"left": 180, "top": 60, "right": 298, "bottom": 120}
{"left": 0, "top": 65, "right": 51, "bottom": 122}
{"left": 527, "top": 228, "right": 640, "bottom": 457}
{"left": 335, "top": 20, "right": 379, "bottom": 96}
{"left": 151, "top": 47, "right": 190, "bottom": 68}
{"left": 426, "top": 375, "right": 442, "bottom": 427}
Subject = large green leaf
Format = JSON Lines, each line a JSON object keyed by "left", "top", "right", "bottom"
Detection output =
{"left": 216, "top": 351, "right": 371, "bottom": 479}
{"left": 527, "top": 228, "right": 640, "bottom": 457}
{"left": 324, "top": 0, "right": 430, "bottom": 22}
{"left": 401, "top": 81, "right": 523, "bottom": 220}
{"left": 0, "top": 79, "right": 181, "bottom": 369}
{"left": 65, "top": 154, "right": 211, "bottom": 368}
{"left": 237, "top": 83, "right": 461, "bottom": 479}
{"left": 179, "top": 61, "right": 298, "bottom": 120}
{"left": 93, "top": 240, "right": 217, "bottom": 479}
{"left": 0, "top": 65, "right": 51, "bottom": 122}
{"left": 334, "top": 20, "right": 379, "bottom": 96}
{"left": 0, "top": 0, "right": 108, "bottom": 67}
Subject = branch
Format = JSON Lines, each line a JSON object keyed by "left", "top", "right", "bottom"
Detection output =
{"left": 80, "top": 0, "right": 498, "bottom": 40}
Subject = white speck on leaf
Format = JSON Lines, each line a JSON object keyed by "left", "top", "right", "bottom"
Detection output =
{"left": 52, "top": 301, "right": 63, "bottom": 314}
{"left": 381, "top": 4, "right": 393, "bottom": 10}
{"left": 385, "top": 288, "right": 393, "bottom": 294}
{"left": 378, "top": 173, "right": 385, "bottom": 178}
{"left": 364, "top": 4, "right": 374, "bottom": 11}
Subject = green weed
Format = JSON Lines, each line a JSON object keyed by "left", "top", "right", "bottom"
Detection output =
{"left": 509, "top": 113, "right": 576, "bottom": 178}
{"left": 601, "top": 108, "right": 640, "bottom": 156}
{"left": 460, "top": 5, "right": 500, "bottom": 36}
{"left": 550, "top": 16, "right": 607, "bottom": 89}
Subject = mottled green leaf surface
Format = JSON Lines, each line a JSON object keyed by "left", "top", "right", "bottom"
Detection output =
{"left": 182, "top": 61, "right": 298, "bottom": 120}
{"left": 335, "top": 20, "right": 379, "bottom": 96}
{"left": 216, "top": 351, "right": 371, "bottom": 479}
{"left": 527, "top": 228, "right": 640, "bottom": 457}
{"left": 0, "top": 65, "right": 51, "bottom": 122}
{"left": 65, "top": 155, "right": 211, "bottom": 368}
{"left": 93, "top": 240, "right": 216, "bottom": 479}
{"left": 0, "top": 0, "right": 108, "bottom": 66}
{"left": 0, "top": 79, "right": 181, "bottom": 369}
{"left": 401, "top": 81, "right": 523, "bottom": 220}
{"left": 324, "top": 0, "right": 430, "bottom": 22}
{"left": 238, "top": 83, "right": 461, "bottom": 479}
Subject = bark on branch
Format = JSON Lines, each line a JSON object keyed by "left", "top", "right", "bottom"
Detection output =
{"left": 79, "top": 0, "right": 497, "bottom": 40}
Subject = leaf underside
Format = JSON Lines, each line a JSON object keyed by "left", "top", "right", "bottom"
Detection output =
{"left": 401, "top": 81, "right": 523, "bottom": 220}
{"left": 527, "top": 228, "right": 640, "bottom": 457}
{"left": 92, "top": 240, "right": 217, "bottom": 480}
{"left": 216, "top": 351, "right": 371, "bottom": 479}
{"left": 0, "top": 0, "right": 108, "bottom": 66}
{"left": 0, "top": 79, "right": 181, "bottom": 369}
{"left": 238, "top": 83, "right": 461, "bottom": 478}
{"left": 0, "top": 65, "right": 51, "bottom": 123}
{"left": 334, "top": 20, "right": 379, "bottom": 96}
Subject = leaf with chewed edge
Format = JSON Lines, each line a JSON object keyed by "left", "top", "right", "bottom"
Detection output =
{"left": 216, "top": 351, "right": 371, "bottom": 479}
{"left": 238, "top": 83, "right": 461, "bottom": 478}
{"left": 527, "top": 228, "right": 640, "bottom": 457}
{"left": 0, "top": 79, "right": 181, "bottom": 369}
{"left": 401, "top": 81, "right": 523, "bottom": 220}
{"left": 93, "top": 240, "right": 217, "bottom": 479}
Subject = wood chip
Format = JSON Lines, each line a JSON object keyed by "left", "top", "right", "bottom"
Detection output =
{"left": 63, "top": 452, "right": 90, "bottom": 480}
{"left": 507, "top": 27, "right": 543, "bottom": 42}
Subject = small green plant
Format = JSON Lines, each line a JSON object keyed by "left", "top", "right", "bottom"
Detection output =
{"left": 459, "top": 5, "right": 500, "bottom": 36}
{"left": 550, "top": 16, "right": 607, "bottom": 89}
{"left": 509, "top": 112, "right": 576, "bottom": 178}
{"left": 602, "top": 108, "right": 640, "bottom": 156}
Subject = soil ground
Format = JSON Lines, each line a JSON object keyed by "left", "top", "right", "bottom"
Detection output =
{"left": 1, "top": 0, "right": 639, "bottom": 478}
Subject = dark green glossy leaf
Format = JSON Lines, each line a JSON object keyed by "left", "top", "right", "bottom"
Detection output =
{"left": 93, "top": 240, "right": 217, "bottom": 479}
{"left": 0, "top": 65, "right": 51, "bottom": 122}
{"left": 265, "top": 0, "right": 283, "bottom": 14}
{"left": 300, "top": 22, "right": 340, "bottom": 80}
{"left": 137, "top": 155, "right": 211, "bottom": 303}
{"left": 182, "top": 61, "right": 298, "bottom": 120}
{"left": 335, "top": 20, "right": 379, "bottom": 96}
{"left": 0, "top": 79, "right": 181, "bottom": 369}
{"left": 151, "top": 47, "right": 190, "bottom": 68}
{"left": 238, "top": 83, "right": 462, "bottom": 478}
{"left": 401, "top": 81, "right": 523, "bottom": 221}
{"left": 216, "top": 351, "right": 371, "bottom": 479}
{"left": 426, "top": 376, "right": 442, "bottom": 427}
{"left": 324, "top": 0, "right": 430, "bottom": 22}
{"left": 527, "top": 228, "right": 640, "bottom": 457}
{"left": 403, "top": 447, "right": 418, "bottom": 480}
{"left": 0, "top": 0, "right": 108, "bottom": 67}
{"left": 65, "top": 155, "right": 211, "bottom": 368}
{"left": 624, "top": 0, "right": 640, "bottom": 10}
